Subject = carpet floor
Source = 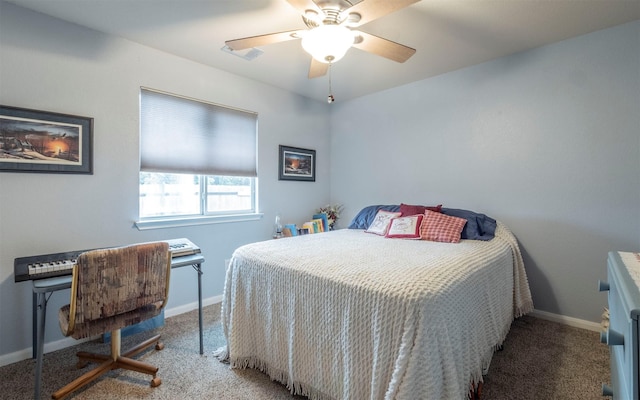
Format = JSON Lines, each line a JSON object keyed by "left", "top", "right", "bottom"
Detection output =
{"left": 0, "top": 304, "right": 610, "bottom": 399}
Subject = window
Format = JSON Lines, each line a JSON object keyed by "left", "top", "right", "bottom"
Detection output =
{"left": 139, "top": 173, "right": 255, "bottom": 218}
{"left": 138, "top": 88, "right": 258, "bottom": 227}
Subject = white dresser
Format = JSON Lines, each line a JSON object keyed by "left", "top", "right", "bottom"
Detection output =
{"left": 600, "top": 251, "right": 640, "bottom": 399}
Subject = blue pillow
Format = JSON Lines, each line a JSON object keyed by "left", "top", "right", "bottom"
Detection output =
{"left": 348, "top": 205, "right": 400, "bottom": 229}
{"left": 440, "top": 208, "right": 496, "bottom": 241}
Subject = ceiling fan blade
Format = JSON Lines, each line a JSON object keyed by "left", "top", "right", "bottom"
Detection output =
{"left": 344, "top": 0, "right": 420, "bottom": 27}
{"left": 225, "top": 30, "right": 303, "bottom": 51}
{"left": 308, "top": 58, "right": 329, "bottom": 79}
{"left": 286, "top": 0, "right": 323, "bottom": 18}
{"left": 352, "top": 31, "right": 416, "bottom": 63}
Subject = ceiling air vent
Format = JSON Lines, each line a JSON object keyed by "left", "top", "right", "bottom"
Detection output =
{"left": 221, "top": 45, "right": 264, "bottom": 61}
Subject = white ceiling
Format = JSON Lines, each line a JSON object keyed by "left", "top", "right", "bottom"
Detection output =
{"left": 6, "top": 0, "right": 640, "bottom": 103}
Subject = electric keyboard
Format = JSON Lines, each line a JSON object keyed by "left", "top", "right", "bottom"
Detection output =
{"left": 166, "top": 238, "right": 200, "bottom": 257}
{"left": 14, "top": 238, "right": 201, "bottom": 282}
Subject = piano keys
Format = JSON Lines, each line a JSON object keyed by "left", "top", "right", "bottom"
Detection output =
{"left": 14, "top": 238, "right": 201, "bottom": 282}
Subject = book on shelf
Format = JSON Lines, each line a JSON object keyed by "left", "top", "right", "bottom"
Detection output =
{"left": 284, "top": 224, "right": 297, "bottom": 236}
{"left": 302, "top": 221, "right": 315, "bottom": 234}
{"left": 312, "top": 218, "right": 324, "bottom": 233}
{"left": 312, "top": 213, "right": 329, "bottom": 232}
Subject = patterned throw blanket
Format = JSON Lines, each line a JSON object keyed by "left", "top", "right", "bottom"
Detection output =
{"left": 218, "top": 222, "right": 533, "bottom": 400}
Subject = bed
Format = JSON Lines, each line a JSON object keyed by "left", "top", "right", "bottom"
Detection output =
{"left": 216, "top": 206, "right": 533, "bottom": 400}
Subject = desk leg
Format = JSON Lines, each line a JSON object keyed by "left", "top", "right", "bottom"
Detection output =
{"left": 32, "top": 292, "right": 37, "bottom": 359}
{"left": 195, "top": 263, "right": 204, "bottom": 355}
{"left": 34, "top": 292, "right": 47, "bottom": 400}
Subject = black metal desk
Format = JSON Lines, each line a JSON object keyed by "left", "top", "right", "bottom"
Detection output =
{"left": 32, "top": 254, "right": 204, "bottom": 399}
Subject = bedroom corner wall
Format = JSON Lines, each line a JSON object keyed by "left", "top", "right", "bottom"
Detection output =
{"left": 329, "top": 20, "right": 640, "bottom": 324}
{"left": 0, "top": 2, "right": 330, "bottom": 364}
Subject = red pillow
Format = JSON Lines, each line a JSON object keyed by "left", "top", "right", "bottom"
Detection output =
{"left": 385, "top": 215, "right": 424, "bottom": 239}
{"left": 400, "top": 203, "right": 442, "bottom": 216}
{"left": 420, "top": 210, "right": 467, "bottom": 243}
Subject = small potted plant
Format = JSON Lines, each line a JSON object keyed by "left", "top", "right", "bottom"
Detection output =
{"left": 316, "top": 204, "right": 343, "bottom": 230}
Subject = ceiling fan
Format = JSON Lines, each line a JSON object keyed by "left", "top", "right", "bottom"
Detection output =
{"left": 225, "top": 0, "right": 420, "bottom": 79}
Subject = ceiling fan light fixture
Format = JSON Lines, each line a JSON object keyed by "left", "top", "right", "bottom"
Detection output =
{"left": 301, "top": 24, "right": 353, "bottom": 64}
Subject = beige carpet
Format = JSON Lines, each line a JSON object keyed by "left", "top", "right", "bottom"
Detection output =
{"left": 0, "top": 304, "right": 610, "bottom": 399}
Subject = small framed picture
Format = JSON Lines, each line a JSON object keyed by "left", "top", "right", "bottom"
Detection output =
{"left": 278, "top": 145, "right": 315, "bottom": 182}
{"left": 0, "top": 105, "right": 93, "bottom": 174}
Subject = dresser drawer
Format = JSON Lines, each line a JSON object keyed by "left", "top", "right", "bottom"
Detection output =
{"left": 604, "top": 252, "right": 640, "bottom": 400}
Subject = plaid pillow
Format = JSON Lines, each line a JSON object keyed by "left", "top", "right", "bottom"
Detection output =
{"left": 420, "top": 210, "right": 467, "bottom": 243}
{"left": 365, "top": 210, "right": 402, "bottom": 236}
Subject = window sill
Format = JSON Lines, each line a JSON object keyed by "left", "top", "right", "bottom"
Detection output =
{"left": 134, "top": 213, "right": 263, "bottom": 231}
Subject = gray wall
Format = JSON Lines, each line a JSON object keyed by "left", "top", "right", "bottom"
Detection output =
{"left": 0, "top": 2, "right": 330, "bottom": 363}
{"left": 1, "top": 0, "right": 638, "bottom": 365}
{"left": 329, "top": 21, "right": 640, "bottom": 323}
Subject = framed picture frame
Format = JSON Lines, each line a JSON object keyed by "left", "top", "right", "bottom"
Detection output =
{"left": 0, "top": 105, "right": 93, "bottom": 174}
{"left": 278, "top": 145, "right": 315, "bottom": 182}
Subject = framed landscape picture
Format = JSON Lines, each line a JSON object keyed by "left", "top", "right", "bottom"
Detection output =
{"left": 0, "top": 105, "right": 93, "bottom": 174}
{"left": 278, "top": 145, "right": 315, "bottom": 182}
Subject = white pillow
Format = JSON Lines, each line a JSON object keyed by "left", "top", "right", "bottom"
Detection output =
{"left": 365, "top": 210, "right": 402, "bottom": 236}
{"left": 385, "top": 214, "right": 424, "bottom": 239}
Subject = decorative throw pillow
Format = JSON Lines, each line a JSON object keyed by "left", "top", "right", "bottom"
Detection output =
{"left": 385, "top": 215, "right": 424, "bottom": 239}
{"left": 399, "top": 203, "right": 442, "bottom": 216}
{"left": 420, "top": 210, "right": 467, "bottom": 243}
{"left": 365, "top": 210, "right": 402, "bottom": 236}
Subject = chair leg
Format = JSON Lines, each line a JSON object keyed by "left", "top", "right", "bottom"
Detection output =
{"left": 119, "top": 334, "right": 163, "bottom": 388}
{"left": 116, "top": 356, "right": 159, "bottom": 375}
{"left": 51, "top": 358, "right": 115, "bottom": 400}
{"left": 76, "top": 352, "right": 110, "bottom": 368}
{"left": 116, "top": 356, "right": 162, "bottom": 387}
{"left": 122, "top": 334, "right": 162, "bottom": 358}
{"left": 51, "top": 331, "right": 164, "bottom": 399}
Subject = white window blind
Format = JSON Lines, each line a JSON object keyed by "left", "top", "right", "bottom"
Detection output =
{"left": 140, "top": 88, "right": 257, "bottom": 177}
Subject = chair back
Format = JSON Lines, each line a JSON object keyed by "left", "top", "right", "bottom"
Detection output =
{"left": 61, "top": 241, "right": 171, "bottom": 339}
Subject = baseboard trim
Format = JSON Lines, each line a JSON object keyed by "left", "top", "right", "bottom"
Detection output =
{"left": 0, "top": 335, "right": 96, "bottom": 368}
{"left": 0, "top": 295, "right": 223, "bottom": 368}
{"left": 164, "top": 294, "right": 222, "bottom": 318}
{"left": 529, "top": 309, "right": 602, "bottom": 332}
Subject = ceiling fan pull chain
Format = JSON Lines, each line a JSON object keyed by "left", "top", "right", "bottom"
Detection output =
{"left": 327, "top": 62, "right": 335, "bottom": 103}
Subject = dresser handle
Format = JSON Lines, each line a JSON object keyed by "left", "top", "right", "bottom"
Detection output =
{"left": 598, "top": 280, "right": 610, "bottom": 291}
{"left": 602, "top": 328, "right": 624, "bottom": 346}
{"left": 601, "top": 383, "right": 613, "bottom": 396}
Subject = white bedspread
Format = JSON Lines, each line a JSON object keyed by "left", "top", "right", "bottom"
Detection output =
{"left": 218, "top": 222, "right": 533, "bottom": 400}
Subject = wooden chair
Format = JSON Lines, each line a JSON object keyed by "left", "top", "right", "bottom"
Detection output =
{"left": 52, "top": 242, "right": 171, "bottom": 400}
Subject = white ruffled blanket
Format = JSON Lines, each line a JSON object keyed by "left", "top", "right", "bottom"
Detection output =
{"left": 218, "top": 222, "right": 533, "bottom": 400}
